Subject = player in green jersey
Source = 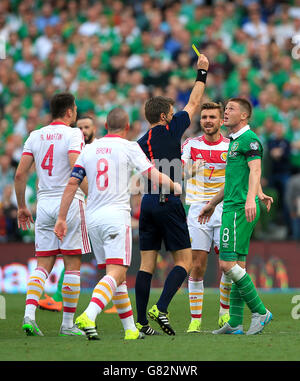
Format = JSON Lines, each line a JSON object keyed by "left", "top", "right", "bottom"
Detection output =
{"left": 198, "top": 98, "right": 274, "bottom": 335}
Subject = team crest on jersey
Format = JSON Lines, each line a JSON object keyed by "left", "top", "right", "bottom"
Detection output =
{"left": 250, "top": 141, "right": 259, "bottom": 150}
{"left": 231, "top": 142, "right": 239, "bottom": 151}
{"left": 220, "top": 152, "right": 227, "bottom": 162}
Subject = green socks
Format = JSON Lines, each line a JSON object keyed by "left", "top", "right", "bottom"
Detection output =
{"left": 228, "top": 283, "right": 245, "bottom": 327}
{"left": 235, "top": 273, "right": 266, "bottom": 315}
{"left": 53, "top": 268, "right": 65, "bottom": 302}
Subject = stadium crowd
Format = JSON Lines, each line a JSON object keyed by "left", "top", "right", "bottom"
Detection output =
{"left": 0, "top": 0, "right": 300, "bottom": 242}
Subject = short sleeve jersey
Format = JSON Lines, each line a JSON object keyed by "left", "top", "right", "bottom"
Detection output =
{"left": 137, "top": 111, "right": 190, "bottom": 194}
{"left": 72, "top": 135, "right": 152, "bottom": 228}
{"left": 181, "top": 134, "right": 229, "bottom": 204}
{"left": 22, "top": 122, "right": 85, "bottom": 201}
{"left": 223, "top": 125, "right": 263, "bottom": 212}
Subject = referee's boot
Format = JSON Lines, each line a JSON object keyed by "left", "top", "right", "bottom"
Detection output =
{"left": 148, "top": 305, "right": 175, "bottom": 335}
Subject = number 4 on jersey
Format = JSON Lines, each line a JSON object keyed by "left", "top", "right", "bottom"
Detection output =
{"left": 41, "top": 144, "right": 54, "bottom": 176}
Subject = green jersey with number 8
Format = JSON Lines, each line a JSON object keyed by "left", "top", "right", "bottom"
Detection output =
{"left": 220, "top": 125, "right": 263, "bottom": 260}
{"left": 223, "top": 125, "right": 263, "bottom": 213}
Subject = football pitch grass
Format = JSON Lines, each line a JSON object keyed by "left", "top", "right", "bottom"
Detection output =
{"left": 1, "top": 290, "right": 300, "bottom": 362}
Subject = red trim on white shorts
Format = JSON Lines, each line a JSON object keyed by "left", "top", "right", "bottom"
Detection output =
{"left": 60, "top": 249, "right": 82, "bottom": 255}
{"left": 36, "top": 249, "right": 61, "bottom": 257}
{"left": 125, "top": 225, "right": 131, "bottom": 266}
{"left": 79, "top": 200, "right": 90, "bottom": 253}
{"left": 106, "top": 258, "right": 124, "bottom": 266}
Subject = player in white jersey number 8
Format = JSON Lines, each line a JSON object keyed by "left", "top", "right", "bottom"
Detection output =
{"left": 54, "top": 107, "right": 182, "bottom": 340}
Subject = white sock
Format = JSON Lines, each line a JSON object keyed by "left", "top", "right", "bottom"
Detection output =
{"left": 113, "top": 281, "right": 136, "bottom": 331}
{"left": 225, "top": 264, "right": 246, "bottom": 283}
{"left": 85, "top": 275, "right": 117, "bottom": 322}
{"left": 61, "top": 270, "right": 80, "bottom": 328}
{"left": 188, "top": 276, "right": 204, "bottom": 321}
{"left": 219, "top": 272, "right": 232, "bottom": 315}
{"left": 24, "top": 267, "right": 48, "bottom": 320}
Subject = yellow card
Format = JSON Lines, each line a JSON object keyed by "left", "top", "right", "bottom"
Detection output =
{"left": 192, "top": 44, "right": 201, "bottom": 57}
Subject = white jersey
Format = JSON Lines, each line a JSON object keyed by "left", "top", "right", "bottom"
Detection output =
{"left": 73, "top": 134, "right": 153, "bottom": 228}
{"left": 22, "top": 121, "right": 85, "bottom": 201}
{"left": 181, "top": 134, "right": 229, "bottom": 204}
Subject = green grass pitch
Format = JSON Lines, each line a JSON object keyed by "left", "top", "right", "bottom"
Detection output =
{"left": 1, "top": 290, "right": 300, "bottom": 361}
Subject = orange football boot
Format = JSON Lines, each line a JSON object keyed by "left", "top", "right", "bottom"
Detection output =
{"left": 38, "top": 294, "right": 63, "bottom": 312}
{"left": 104, "top": 304, "right": 118, "bottom": 314}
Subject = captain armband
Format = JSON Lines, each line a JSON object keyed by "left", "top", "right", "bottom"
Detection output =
{"left": 71, "top": 165, "right": 86, "bottom": 184}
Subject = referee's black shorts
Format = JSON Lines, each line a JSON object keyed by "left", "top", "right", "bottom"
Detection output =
{"left": 139, "top": 194, "right": 191, "bottom": 252}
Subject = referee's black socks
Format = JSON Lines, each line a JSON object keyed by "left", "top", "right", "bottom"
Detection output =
{"left": 157, "top": 266, "right": 187, "bottom": 313}
{"left": 135, "top": 270, "right": 153, "bottom": 326}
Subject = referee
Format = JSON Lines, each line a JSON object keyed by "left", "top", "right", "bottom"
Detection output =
{"left": 135, "top": 53, "right": 209, "bottom": 336}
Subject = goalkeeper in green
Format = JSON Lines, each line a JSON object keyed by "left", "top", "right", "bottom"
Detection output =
{"left": 199, "top": 97, "right": 273, "bottom": 335}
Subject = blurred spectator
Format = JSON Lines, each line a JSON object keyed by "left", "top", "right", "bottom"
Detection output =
{"left": 1, "top": 184, "right": 22, "bottom": 242}
{"left": 78, "top": 4, "right": 101, "bottom": 36}
{"left": 0, "top": 0, "right": 299, "bottom": 242}
{"left": 35, "top": 2, "right": 60, "bottom": 33}
{"left": 287, "top": 116, "right": 300, "bottom": 174}
{"left": 285, "top": 174, "right": 300, "bottom": 241}
{"left": 242, "top": 4, "right": 270, "bottom": 45}
{"left": 267, "top": 122, "right": 291, "bottom": 230}
{"left": 0, "top": 154, "right": 15, "bottom": 199}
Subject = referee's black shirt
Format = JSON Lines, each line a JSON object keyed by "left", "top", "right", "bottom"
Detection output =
{"left": 137, "top": 110, "right": 190, "bottom": 194}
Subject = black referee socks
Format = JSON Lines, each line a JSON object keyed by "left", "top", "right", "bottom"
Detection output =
{"left": 157, "top": 265, "right": 187, "bottom": 313}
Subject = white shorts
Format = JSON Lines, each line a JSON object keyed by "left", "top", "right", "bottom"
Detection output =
{"left": 87, "top": 212, "right": 132, "bottom": 269}
{"left": 187, "top": 202, "right": 223, "bottom": 253}
{"left": 35, "top": 197, "right": 91, "bottom": 257}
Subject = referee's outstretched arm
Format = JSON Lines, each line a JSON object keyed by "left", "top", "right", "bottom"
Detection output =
{"left": 183, "top": 54, "right": 209, "bottom": 122}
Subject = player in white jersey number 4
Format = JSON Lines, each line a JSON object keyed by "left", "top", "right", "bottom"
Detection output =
{"left": 182, "top": 102, "right": 232, "bottom": 332}
{"left": 54, "top": 107, "right": 182, "bottom": 340}
{"left": 15, "top": 93, "right": 90, "bottom": 338}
